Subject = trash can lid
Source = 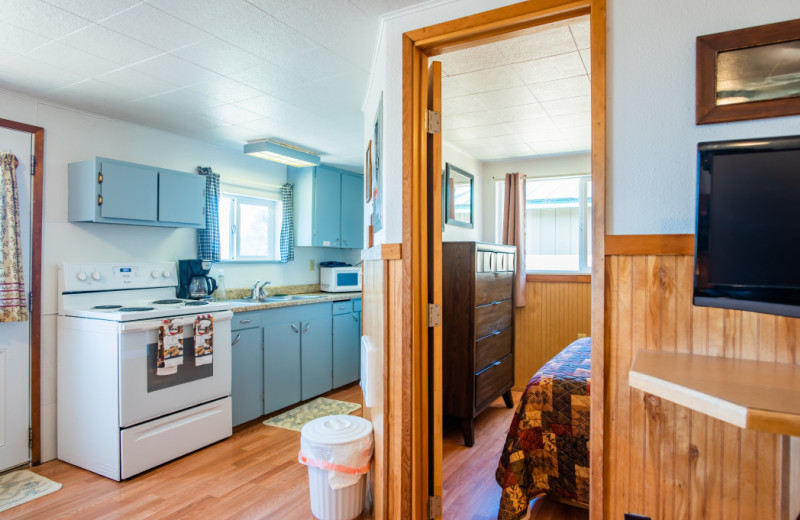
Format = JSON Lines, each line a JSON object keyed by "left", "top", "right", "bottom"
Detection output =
{"left": 301, "top": 415, "right": 373, "bottom": 446}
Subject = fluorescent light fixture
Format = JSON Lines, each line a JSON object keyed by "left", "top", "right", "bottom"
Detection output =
{"left": 244, "top": 140, "right": 320, "bottom": 167}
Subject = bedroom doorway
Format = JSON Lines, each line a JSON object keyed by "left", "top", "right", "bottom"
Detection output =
{"left": 402, "top": 1, "right": 606, "bottom": 519}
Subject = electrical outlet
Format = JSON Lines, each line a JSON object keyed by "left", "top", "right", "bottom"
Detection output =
{"left": 624, "top": 514, "right": 651, "bottom": 520}
{"left": 309, "top": 259, "right": 315, "bottom": 271}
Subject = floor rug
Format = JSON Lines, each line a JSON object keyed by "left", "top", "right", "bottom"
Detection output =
{"left": 263, "top": 397, "right": 361, "bottom": 432}
{"left": 0, "top": 469, "right": 62, "bottom": 513}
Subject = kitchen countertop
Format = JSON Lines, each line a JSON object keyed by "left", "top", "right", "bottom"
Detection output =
{"left": 225, "top": 291, "right": 362, "bottom": 313}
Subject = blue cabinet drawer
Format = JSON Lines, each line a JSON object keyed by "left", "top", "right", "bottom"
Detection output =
{"left": 231, "top": 312, "right": 260, "bottom": 331}
{"left": 332, "top": 300, "right": 353, "bottom": 315}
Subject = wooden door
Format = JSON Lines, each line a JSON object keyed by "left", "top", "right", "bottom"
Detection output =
{"left": 427, "top": 59, "right": 443, "bottom": 518}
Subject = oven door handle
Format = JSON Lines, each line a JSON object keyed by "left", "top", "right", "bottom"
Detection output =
{"left": 120, "top": 310, "right": 233, "bottom": 333}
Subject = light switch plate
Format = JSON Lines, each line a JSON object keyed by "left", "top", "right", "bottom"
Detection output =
{"left": 309, "top": 259, "right": 315, "bottom": 271}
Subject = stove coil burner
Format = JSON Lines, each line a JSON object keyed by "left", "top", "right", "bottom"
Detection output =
{"left": 184, "top": 300, "right": 210, "bottom": 306}
{"left": 119, "top": 307, "right": 155, "bottom": 312}
{"left": 92, "top": 305, "right": 123, "bottom": 310}
{"left": 152, "top": 299, "right": 183, "bottom": 305}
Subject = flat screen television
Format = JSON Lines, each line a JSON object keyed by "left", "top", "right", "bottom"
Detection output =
{"left": 694, "top": 134, "right": 800, "bottom": 318}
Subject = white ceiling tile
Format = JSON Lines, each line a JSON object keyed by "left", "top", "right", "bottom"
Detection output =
{"left": 278, "top": 46, "right": 363, "bottom": 82}
{"left": 131, "top": 54, "right": 219, "bottom": 86}
{"left": 326, "top": 34, "right": 376, "bottom": 72}
{"left": 100, "top": 4, "right": 209, "bottom": 52}
{"left": 126, "top": 86, "right": 224, "bottom": 113}
{"left": 540, "top": 95, "right": 591, "bottom": 116}
{"left": 0, "top": 49, "right": 19, "bottom": 65}
{"left": 0, "top": 22, "right": 50, "bottom": 54}
{"left": 494, "top": 103, "right": 548, "bottom": 122}
{"left": 442, "top": 66, "right": 524, "bottom": 99}
{"left": 60, "top": 25, "right": 162, "bottom": 66}
{"left": 436, "top": 42, "right": 513, "bottom": 77}
{"left": 442, "top": 94, "right": 488, "bottom": 116}
{"left": 272, "top": 0, "right": 372, "bottom": 47}
{"left": 560, "top": 124, "right": 592, "bottom": 142}
{"left": 216, "top": 15, "right": 317, "bottom": 63}
{"left": 187, "top": 78, "right": 262, "bottom": 104}
{"left": 43, "top": 0, "right": 142, "bottom": 22}
{"left": 347, "top": 0, "right": 424, "bottom": 18}
{"left": 27, "top": 42, "right": 122, "bottom": 77}
{"left": 172, "top": 38, "right": 261, "bottom": 76}
{"left": 49, "top": 79, "right": 139, "bottom": 108}
{"left": 233, "top": 95, "right": 295, "bottom": 119}
{"left": 458, "top": 134, "right": 525, "bottom": 148}
{"left": 447, "top": 123, "right": 511, "bottom": 141}
{"left": 569, "top": 21, "right": 590, "bottom": 50}
{"left": 579, "top": 49, "right": 590, "bottom": 74}
{"left": 473, "top": 86, "right": 537, "bottom": 110}
{"left": 244, "top": 0, "right": 301, "bottom": 15}
{"left": 513, "top": 52, "right": 586, "bottom": 85}
{"left": 443, "top": 110, "right": 501, "bottom": 131}
{"left": 506, "top": 117, "right": 559, "bottom": 135}
{"left": 229, "top": 62, "right": 308, "bottom": 97}
{"left": 3, "top": 0, "right": 91, "bottom": 39}
{"left": 529, "top": 76, "right": 590, "bottom": 102}
{"left": 96, "top": 67, "right": 176, "bottom": 97}
{"left": 147, "top": 0, "right": 269, "bottom": 36}
{"left": 494, "top": 26, "right": 576, "bottom": 64}
{"left": 529, "top": 139, "right": 588, "bottom": 156}
{"left": 206, "top": 103, "right": 265, "bottom": 125}
{"left": 552, "top": 111, "right": 591, "bottom": 129}
{"left": 0, "top": 56, "right": 84, "bottom": 95}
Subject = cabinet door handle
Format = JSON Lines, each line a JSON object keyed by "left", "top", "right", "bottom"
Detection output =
{"left": 352, "top": 314, "right": 358, "bottom": 322}
{"left": 239, "top": 319, "right": 251, "bottom": 324}
{"left": 302, "top": 323, "right": 310, "bottom": 334}
{"left": 232, "top": 333, "right": 241, "bottom": 346}
{"left": 290, "top": 324, "right": 299, "bottom": 333}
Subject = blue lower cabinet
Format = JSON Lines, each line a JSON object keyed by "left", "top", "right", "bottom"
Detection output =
{"left": 231, "top": 327, "right": 264, "bottom": 426}
{"left": 263, "top": 321, "right": 302, "bottom": 414}
{"left": 333, "top": 312, "right": 360, "bottom": 387}
{"left": 300, "top": 316, "right": 333, "bottom": 400}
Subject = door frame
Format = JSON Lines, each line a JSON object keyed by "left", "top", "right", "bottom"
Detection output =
{"left": 401, "top": 1, "right": 606, "bottom": 518}
{"left": 0, "top": 117, "right": 44, "bottom": 465}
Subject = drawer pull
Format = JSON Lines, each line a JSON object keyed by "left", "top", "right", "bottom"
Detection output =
{"left": 290, "top": 324, "right": 299, "bottom": 333}
{"left": 239, "top": 319, "right": 251, "bottom": 324}
{"left": 302, "top": 323, "right": 311, "bottom": 334}
{"left": 232, "top": 333, "right": 241, "bottom": 346}
{"left": 352, "top": 314, "right": 358, "bottom": 322}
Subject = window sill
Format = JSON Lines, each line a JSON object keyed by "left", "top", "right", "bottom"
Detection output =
{"left": 526, "top": 273, "right": 591, "bottom": 283}
{"left": 216, "top": 259, "right": 285, "bottom": 265}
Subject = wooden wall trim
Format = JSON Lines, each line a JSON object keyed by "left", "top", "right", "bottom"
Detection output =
{"left": 361, "top": 243, "right": 402, "bottom": 261}
{"left": 605, "top": 234, "right": 694, "bottom": 256}
{"left": 526, "top": 273, "right": 591, "bottom": 283}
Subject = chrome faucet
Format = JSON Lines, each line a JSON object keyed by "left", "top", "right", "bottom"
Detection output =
{"left": 257, "top": 281, "right": 271, "bottom": 300}
{"left": 250, "top": 279, "right": 261, "bottom": 300}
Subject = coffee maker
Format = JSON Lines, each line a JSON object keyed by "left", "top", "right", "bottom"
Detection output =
{"left": 178, "top": 259, "right": 218, "bottom": 299}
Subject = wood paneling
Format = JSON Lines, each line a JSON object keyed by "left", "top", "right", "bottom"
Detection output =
{"left": 605, "top": 252, "right": 799, "bottom": 520}
{"left": 605, "top": 234, "right": 694, "bottom": 256}
{"left": 513, "top": 279, "right": 592, "bottom": 389}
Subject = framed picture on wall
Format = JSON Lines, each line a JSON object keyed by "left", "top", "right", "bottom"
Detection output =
{"left": 372, "top": 93, "right": 383, "bottom": 232}
{"left": 697, "top": 18, "right": 800, "bottom": 124}
{"left": 365, "top": 140, "right": 372, "bottom": 203}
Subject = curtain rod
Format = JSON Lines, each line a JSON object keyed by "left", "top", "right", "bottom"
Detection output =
{"left": 221, "top": 180, "right": 286, "bottom": 191}
{"left": 490, "top": 172, "right": 590, "bottom": 181}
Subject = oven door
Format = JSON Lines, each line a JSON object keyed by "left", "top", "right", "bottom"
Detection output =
{"left": 118, "top": 310, "right": 232, "bottom": 428}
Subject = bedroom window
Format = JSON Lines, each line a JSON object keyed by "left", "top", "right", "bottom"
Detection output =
{"left": 497, "top": 175, "right": 592, "bottom": 273}
{"left": 219, "top": 193, "right": 282, "bottom": 261}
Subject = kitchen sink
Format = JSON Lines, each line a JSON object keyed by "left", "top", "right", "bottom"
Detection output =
{"left": 289, "top": 294, "right": 324, "bottom": 300}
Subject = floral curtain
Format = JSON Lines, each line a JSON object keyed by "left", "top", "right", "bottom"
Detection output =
{"left": 279, "top": 182, "right": 294, "bottom": 262}
{"left": 197, "top": 166, "right": 220, "bottom": 262}
{"left": 0, "top": 153, "right": 28, "bottom": 322}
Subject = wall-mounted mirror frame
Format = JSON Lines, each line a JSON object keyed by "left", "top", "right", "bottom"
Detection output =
{"left": 445, "top": 163, "right": 473, "bottom": 228}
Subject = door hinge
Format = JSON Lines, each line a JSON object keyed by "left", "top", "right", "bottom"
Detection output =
{"left": 28, "top": 428, "right": 33, "bottom": 449}
{"left": 428, "top": 495, "right": 442, "bottom": 519}
{"left": 98, "top": 172, "right": 103, "bottom": 183}
{"left": 30, "top": 155, "right": 35, "bottom": 174}
{"left": 427, "top": 303, "right": 441, "bottom": 328}
{"left": 425, "top": 110, "right": 441, "bottom": 135}
{"left": 28, "top": 291, "right": 32, "bottom": 312}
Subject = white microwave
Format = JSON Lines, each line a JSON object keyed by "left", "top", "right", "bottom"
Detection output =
{"left": 320, "top": 266, "right": 361, "bottom": 292}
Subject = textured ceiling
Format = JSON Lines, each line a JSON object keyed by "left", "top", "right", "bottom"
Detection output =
{"left": 437, "top": 16, "right": 591, "bottom": 162}
{"left": 0, "top": 0, "right": 425, "bottom": 169}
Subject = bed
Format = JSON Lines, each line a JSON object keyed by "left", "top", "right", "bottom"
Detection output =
{"left": 495, "top": 336, "right": 591, "bottom": 520}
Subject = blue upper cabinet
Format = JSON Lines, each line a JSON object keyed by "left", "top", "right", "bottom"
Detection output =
{"left": 68, "top": 157, "right": 206, "bottom": 229}
{"left": 290, "top": 165, "right": 363, "bottom": 249}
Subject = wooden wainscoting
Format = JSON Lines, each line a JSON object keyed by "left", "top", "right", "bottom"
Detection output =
{"left": 604, "top": 248, "right": 799, "bottom": 519}
{"left": 514, "top": 277, "right": 592, "bottom": 389}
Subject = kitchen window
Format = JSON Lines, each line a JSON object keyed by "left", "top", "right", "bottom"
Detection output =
{"left": 496, "top": 174, "right": 592, "bottom": 273}
{"left": 219, "top": 193, "right": 282, "bottom": 261}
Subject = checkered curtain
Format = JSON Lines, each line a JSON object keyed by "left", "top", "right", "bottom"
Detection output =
{"left": 197, "top": 166, "right": 220, "bottom": 262}
{"left": 280, "top": 182, "right": 294, "bottom": 262}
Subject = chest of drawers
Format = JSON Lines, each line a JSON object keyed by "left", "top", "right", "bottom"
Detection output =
{"left": 442, "top": 241, "right": 516, "bottom": 446}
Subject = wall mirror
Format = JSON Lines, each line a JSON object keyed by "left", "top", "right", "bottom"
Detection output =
{"left": 445, "top": 163, "right": 473, "bottom": 228}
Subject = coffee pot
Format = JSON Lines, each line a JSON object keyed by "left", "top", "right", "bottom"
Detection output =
{"left": 178, "top": 259, "right": 218, "bottom": 299}
{"left": 188, "top": 276, "right": 217, "bottom": 299}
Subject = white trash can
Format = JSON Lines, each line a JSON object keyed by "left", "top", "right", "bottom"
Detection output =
{"left": 299, "top": 415, "right": 373, "bottom": 520}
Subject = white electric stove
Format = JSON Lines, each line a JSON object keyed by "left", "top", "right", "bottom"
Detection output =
{"left": 57, "top": 262, "right": 234, "bottom": 481}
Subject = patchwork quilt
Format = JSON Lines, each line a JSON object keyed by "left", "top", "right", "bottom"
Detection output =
{"left": 495, "top": 337, "right": 591, "bottom": 519}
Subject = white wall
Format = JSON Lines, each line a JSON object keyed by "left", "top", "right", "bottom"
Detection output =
{"left": 442, "top": 142, "right": 484, "bottom": 242}
{"left": 482, "top": 153, "right": 591, "bottom": 242}
{"left": 366, "top": 0, "right": 800, "bottom": 242}
{"left": 0, "top": 88, "right": 361, "bottom": 462}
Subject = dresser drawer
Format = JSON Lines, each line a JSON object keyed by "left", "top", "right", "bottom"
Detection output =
{"left": 475, "top": 354, "right": 513, "bottom": 411}
{"left": 475, "top": 271, "right": 513, "bottom": 306}
{"left": 475, "top": 300, "right": 512, "bottom": 340}
{"left": 474, "top": 327, "right": 513, "bottom": 372}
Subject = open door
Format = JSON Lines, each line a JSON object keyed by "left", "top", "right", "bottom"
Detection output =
{"left": 426, "top": 60, "right": 443, "bottom": 520}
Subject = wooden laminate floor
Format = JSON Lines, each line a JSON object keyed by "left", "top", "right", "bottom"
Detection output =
{"left": 7, "top": 387, "right": 586, "bottom": 519}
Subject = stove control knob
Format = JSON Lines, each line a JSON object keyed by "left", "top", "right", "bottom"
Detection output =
{"left": 162, "top": 270, "right": 171, "bottom": 278}
{"left": 91, "top": 271, "right": 102, "bottom": 281}
{"left": 76, "top": 272, "right": 88, "bottom": 282}
{"left": 151, "top": 270, "right": 160, "bottom": 278}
